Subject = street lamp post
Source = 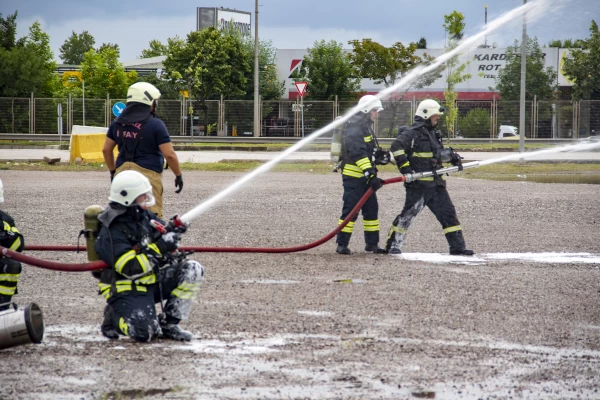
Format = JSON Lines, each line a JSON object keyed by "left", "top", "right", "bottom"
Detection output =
{"left": 253, "top": 0, "right": 260, "bottom": 137}
{"left": 519, "top": 0, "right": 527, "bottom": 160}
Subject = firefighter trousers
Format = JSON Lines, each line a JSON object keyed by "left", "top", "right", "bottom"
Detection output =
{"left": 0, "top": 258, "right": 21, "bottom": 310}
{"left": 106, "top": 260, "right": 204, "bottom": 342}
{"left": 385, "top": 186, "right": 467, "bottom": 253}
{"left": 336, "top": 178, "right": 380, "bottom": 247}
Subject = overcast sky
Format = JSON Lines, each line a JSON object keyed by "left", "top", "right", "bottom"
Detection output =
{"left": 3, "top": 0, "right": 597, "bottom": 63}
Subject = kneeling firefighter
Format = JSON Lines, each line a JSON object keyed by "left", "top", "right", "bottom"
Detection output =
{"left": 94, "top": 170, "right": 204, "bottom": 342}
{"left": 335, "top": 95, "right": 389, "bottom": 255}
{"left": 385, "top": 99, "right": 474, "bottom": 256}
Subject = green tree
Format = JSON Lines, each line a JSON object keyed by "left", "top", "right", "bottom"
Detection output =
{"left": 26, "top": 21, "right": 58, "bottom": 96}
{"left": 163, "top": 27, "right": 250, "bottom": 135}
{"left": 292, "top": 40, "right": 359, "bottom": 101}
{"left": 493, "top": 37, "right": 558, "bottom": 101}
{"left": 0, "top": 19, "right": 57, "bottom": 97}
{"left": 140, "top": 39, "right": 170, "bottom": 58}
{"left": 240, "top": 37, "right": 285, "bottom": 101}
{"left": 137, "top": 37, "right": 186, "bottom": 99}
{"left": 349, "top": 38, "right": 442, "bottom": 135}
{"left": 0, "top": 11, "right": 22, "bottom": 50}
{"left": 458, "top": 108, "right": 490, "bottom": 138}
{"left": 443, "top": 11, "right": 471, "bottom": 137}
{"left": 443, "top": 11, "right": 466, "bottom": 41}
{"left": 548, "top": 38, "right": 585, "bottom": 48}
{"left": 76, "top": 47, "right": 137, "bottom": 99}
{"left": 417, "top": 37, "right": 427, "bottom": 49}
{"left": 562, "top": 20, "right": 600, "bottom": 100}
{"left": 59, "top": 30, "right": 95, "bottom": 64}
{"left": 97, "top": 42, "right": 119, "bottom": 54}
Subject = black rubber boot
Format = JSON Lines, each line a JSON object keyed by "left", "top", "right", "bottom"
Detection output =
{"left": 365, "top": 244, "right": 387, "bottom": 254}
{"left": 450, "top": 248, "right": 475, "bottom": 256}
{"left": 336, "top": 244, "right": 352, "bottom": 255}
{"left": 161, "top": 324, "right": 193, "bottom": 341}
{"left": 101, "top": 305, "right": 119, "bottom": 340}
{"left": 446, "top": 230, "right": 474, "bottom": 256}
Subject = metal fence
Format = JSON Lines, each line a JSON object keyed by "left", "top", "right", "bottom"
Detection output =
{"left": 1, "top": 96, "right": 598, "bottom": 139}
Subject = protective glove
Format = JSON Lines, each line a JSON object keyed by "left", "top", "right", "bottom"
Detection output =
{"left": 363, "top": 167, "right": 377, "bottom": 184}
{"left": 373, "top": 149, "right": 391, "bottom": 166}
{"left": 155, "top": 232, "right": 181, "bottom": 254}
{"left": 451, "top": 151, "right": 464, "bottom": 171}
{"left": 110, "top": 170, "right": 116, "bottom": 182}
{"left": 400, "top": 166, "right": 413, "bottom": 176}
{"left": 167, "top": 215, "right": 189, "bottom": 234}
{"left": 175, "top": 175, "right": 183, "bottom": 193}
{"left": 369, "top": 176, "right": 383, "bottom": 192}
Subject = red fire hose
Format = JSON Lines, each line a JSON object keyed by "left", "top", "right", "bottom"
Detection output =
{"left": 6, "top": 176, "right": 405, "bottom": 271}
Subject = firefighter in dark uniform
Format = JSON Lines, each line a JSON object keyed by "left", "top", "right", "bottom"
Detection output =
{"left": 336, "top": 95, "right": 387, "bottom": 255}
{"left": 0, "top": 178, "right": 25, "bottom": 311}
{"left": 95, "top": 170, "right": 204, "bottom": 342}
{"left": 385, "top": 99, "right": 474, "bottom": 256}
{"left": 102, "top": 82, "right": 183, "bottom": 219}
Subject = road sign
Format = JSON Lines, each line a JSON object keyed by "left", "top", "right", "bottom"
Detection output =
{"left": 294, "top": 81, "right": 308, "bottom": 97}
{"left": 292, "top": 104, "right": 304, "bottom": 112}
{"left": 112, "top": 102, "right": 126, "bottom": 117}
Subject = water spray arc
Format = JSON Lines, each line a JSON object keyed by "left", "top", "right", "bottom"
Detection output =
{"left": 178, "top": 0, "right": 546, "bottom": 225}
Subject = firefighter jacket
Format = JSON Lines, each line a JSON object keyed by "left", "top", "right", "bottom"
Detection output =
{"left": 390, "top": 117, "right": 447, "bottom": 188}
{"left": 95, "top": 204, "right": 166, "bottom": 299}
{"left": 340, "top": 114, "right": 376, "bottom": 180}
{"left": 0, "top": 210, "right": 24, "bottom": 252}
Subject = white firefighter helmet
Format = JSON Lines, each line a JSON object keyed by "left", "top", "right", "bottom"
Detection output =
{"left": 0, "top": 178, "right": 4, "bottom": 203}
{"left": 126, "top": 82, "right": 161, "bottom": 106}
{"left": 415, "top": 99, "right": 445, "bottom": 120}
{"left": 109, "top": 170, "right": 155, "bottom": 208}
{"left": 357, "top": 95, "right": 384, "bottom": 113}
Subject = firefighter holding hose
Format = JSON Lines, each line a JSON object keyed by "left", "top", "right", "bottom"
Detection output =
{"left": 0, "top": 179, "right": 24, "bottom": 311}
{"left": 94, "top": 171, "right": 204, "bottom": 342}
{"left": 335, "top": 95, "right": 388, "bottom": 255}
{"left": 386, "top": 99, "right": 474, "bottom": 256}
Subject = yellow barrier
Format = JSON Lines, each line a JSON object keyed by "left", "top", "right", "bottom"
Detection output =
{"left": 69, "top": 125, "right": 117, "bottom": 163}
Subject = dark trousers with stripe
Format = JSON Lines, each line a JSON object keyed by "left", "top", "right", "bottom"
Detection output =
{"left": 386, "top": 186, "right": 467, "bottom": 252}
{"left": 336, "top": 178, "right": 379, "bottom": 247}
{"left": 107, "top": 260, "right": 204, "bottom": 342}
{"left": 0, "top": 258, "right": 21, "bottom": 309}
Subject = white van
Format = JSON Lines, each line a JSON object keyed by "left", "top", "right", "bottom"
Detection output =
{"left": 498, "top": 125, "right": 519, "bottom": 139}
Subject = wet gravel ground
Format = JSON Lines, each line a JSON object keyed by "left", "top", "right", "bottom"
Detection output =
{"left": 1, "top": 169, "right": 599, "bottom": 399}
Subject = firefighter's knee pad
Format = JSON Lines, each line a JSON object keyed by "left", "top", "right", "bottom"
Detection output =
{"left": 181, "top": 260, "right": 205, "bottom": 284}
{"left": 1, "top": 259, "right": 22, "bottom": 274}
{"left": 119, "top": 316, "right": 160, "bottom": 343}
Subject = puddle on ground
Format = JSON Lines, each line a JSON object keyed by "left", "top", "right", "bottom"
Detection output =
{"left": 103, "top": 388, "right": 179, "bottom": 399}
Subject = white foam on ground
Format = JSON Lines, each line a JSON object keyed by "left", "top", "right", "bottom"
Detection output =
{"left": 393, "top": 252, "right": 600, "bottom": 265}
{"left": 241, "top": 279, "right": 299, "bottom": 284}
{"left": 172, "top": 337, "right": 285, "bottom": 354}
{"left": 297, "top": 310, "right": 334, "bottom": 317}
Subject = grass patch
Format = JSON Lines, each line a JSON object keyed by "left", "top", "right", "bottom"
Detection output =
{"left": 448, "top": 142, "right": 552, "bottom": 151}
{"left": 2, "top": 160, "right": 599, "bottom": 177}
{"left": 458, "top": 162, "right": 600, "bottom": 176}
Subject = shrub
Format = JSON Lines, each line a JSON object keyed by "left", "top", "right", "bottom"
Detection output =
{"left": 458, "top": 108, "right": 490, "bottom": 138}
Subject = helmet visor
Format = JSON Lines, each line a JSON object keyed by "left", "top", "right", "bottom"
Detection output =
{"left": 135, "top": 191, "right": 156, "bottom": 208}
